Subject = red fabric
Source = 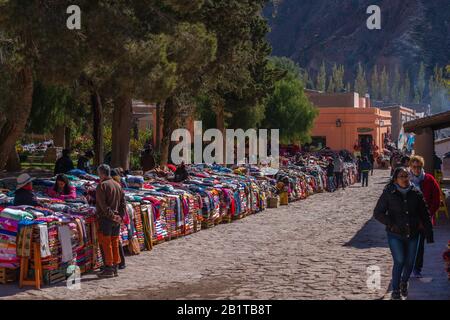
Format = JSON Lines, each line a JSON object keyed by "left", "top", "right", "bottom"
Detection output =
{"left": 122, "top": 208, "right": 130, "bottom": 225}
{"left": 46, "top": 186, "right": 77, "bottom": 200}
{"left": 21, "top": 184, "right": 33, "bottom": 191}
{"left": 0, "top": 206, "right": 5, "bottom": 213}
{"left": 167, "top": 164, "right": 177, "bottom": 172}
{"left": 420, "top": 173, "right": 441, "bottom": 216}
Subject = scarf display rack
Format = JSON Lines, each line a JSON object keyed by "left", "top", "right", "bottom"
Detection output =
{"left": 0, "top": 159, "right": 357, "bottom": 288}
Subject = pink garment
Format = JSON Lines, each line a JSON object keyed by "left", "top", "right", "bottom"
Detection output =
{"left": 46, "top": 186, "right": 77, "bottom": 200}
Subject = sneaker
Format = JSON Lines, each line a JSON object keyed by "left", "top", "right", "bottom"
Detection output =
{"left": 400, "top": 282, "right": 408, "bottom": 297}
{"left": 118, "top": 264, "right": 126, "bottom": 270}
{"left": 412, "top": 269, "right": 423, "bottom": 278}
{"left": 98, "top": 266, "right": 115, "bottom": 278}
{"left": 391, "top": 290, "right": 401, "bottom": 300}
{"left": 113, "top": 265, "right": 119, "bottom": 277}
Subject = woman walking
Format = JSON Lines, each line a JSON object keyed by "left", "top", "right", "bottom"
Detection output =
{"left": 373, "top": 167, "right": 434, "bottom": 300}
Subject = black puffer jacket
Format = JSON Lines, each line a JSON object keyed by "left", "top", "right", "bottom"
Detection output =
{"left": 373, "top": 183, "right": 434, "bottom": 242}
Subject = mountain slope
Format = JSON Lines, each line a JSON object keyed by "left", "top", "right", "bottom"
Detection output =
{"left": 264, "top": 0, "right": 450, "bottom": 79}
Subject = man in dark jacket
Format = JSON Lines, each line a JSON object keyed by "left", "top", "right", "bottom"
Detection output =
{"left": 13, "top": 173, "right": 41, "bottom": 206}
{"left": 95, "top": 164, "right": 126, "bottom": 278}
{"left": 54, "top": 149, "right": 74, "bottom": 175}
{"left": 373, "top": 167, "right": 433, "bottom": 299}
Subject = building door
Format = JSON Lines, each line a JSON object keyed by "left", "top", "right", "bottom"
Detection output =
{"left": 310, "top": 136, "right": 327, "bottom": 151}
{"left": 359, "top": 135, "right": 373, "bottom": 156}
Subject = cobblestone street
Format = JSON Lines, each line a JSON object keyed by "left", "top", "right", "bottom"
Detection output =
{"left": 2, "top": 169, "right": 449, "bottom": 300}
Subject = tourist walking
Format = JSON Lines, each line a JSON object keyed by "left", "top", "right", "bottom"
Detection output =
{"left": 326, "top": 159, "right": 335, "bottom": 192}
{"left": 95, "top": 164, "right": 127, "bottom": 278}
{"left": 356, "top": 156, "right": 362, "bottom": 183}
{"left": 333, "top": 156, "right": 345, "bottom": 190}
{"left": 408, "top": 155, "right": 441, "bottom": 278}
{"left": 368, "top": 153, "right": 375, "bottom": 176}
{"left": 373, "top": 167, "right": 434, "bottom": 300}
{"left": 360, "top": 156, "right": 371, "bottom": 187}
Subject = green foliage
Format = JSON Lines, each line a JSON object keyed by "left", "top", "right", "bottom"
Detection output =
{"left": 263, "top": 58, "right": 318, "bottom": 144}
{"left": 414, "top": 62, "right": 426, "bottom": 103}
{"left": 354, "top": 62, "right": 367, "bottom": 96}
{"left": 331, "top": 64, "right": 344, "bottom": 92}
{"left": 429, "top": 65, "right": 448, "bottom": 113}
{"left": 316, "top": 61, "right": 326, "bottom": 92}
{"left": 390, "top": 66, "right": 401, "bottom": 102}
{"left": 370, "top": 65, "right": 379, "bottom": 99}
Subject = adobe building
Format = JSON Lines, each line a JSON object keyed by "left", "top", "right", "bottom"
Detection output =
{"left": 305, "top": 90, "right": 392, "bottom": 154}
{"left": 377, "top": 105, "right": 422, "bottom": 147}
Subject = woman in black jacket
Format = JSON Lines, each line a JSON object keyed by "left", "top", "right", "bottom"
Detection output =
{"left": 373, "top": 167, "right": 433, "bottom": 300}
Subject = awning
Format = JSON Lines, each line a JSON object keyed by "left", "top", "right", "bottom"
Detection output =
{"left": 403, "top": 110, "right": 450, "bottom": 133}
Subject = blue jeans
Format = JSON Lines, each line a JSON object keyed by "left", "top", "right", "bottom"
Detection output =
{"left": 387, "top": 232, "right": 420, "bottom": 291}
{"left": 327, "top": 176, "right": 335, "bottom": 192}
{"left": 361, "top": 171, "right": 369, "bottom": 187}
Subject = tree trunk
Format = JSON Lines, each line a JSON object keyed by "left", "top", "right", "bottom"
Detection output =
{"left": 5, "top": 145, "right": 21, "bottom": 172}
{"left": 132, "top": 118, "right": 139, "bottom": 141}
{"left": 91, "top": 91, "right": 104, "bottom": 167}
{"left": 65, "top": 126, "right": 71, "bottom": 150}
{"left": 112, "top": 94, "right": 132, "bottom": 170}
{"left": 0, "top": 67, "right": 34, "bottom": 170}
{"left": 215, "top": 104, "right": 225, "bottom": 164}
{"left": 155, "top": 102, "right": 161, "bottom": 153}
{"left": 160, "top": 98, "right": 178, "bottom": 166}
{"left": 53, "top": 125, "right": 66, "bottom": 148}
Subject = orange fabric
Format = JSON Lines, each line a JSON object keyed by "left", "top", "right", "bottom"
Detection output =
{"left": 98, "top": 232, "right": 121, "bottom": 267}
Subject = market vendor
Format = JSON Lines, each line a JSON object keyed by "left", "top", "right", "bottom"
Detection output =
{"left": 77, "top": 150, "right": 94, "bottom": 173}
{"left": 54, "top": 149, "right": 74, "bottom": 175}
{"left": 13, "top": 173, "right": 42, "bottom": 206}
{"left": 174, "top": 162, "right": 189, "bottom": 182}
{"left": 111, "top": 168, "right": 128, "bottom": 188}
{"left": 46, "top": 174, "right": 77, "bottom": 200}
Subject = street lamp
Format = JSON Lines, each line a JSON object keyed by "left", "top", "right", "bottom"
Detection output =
{"left": 336, "top": 119, "right": 342, "bottom": 127}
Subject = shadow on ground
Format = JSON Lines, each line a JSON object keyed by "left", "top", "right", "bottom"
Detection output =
{"left": 344, "top": 218, "right": 389, "bottom": 249}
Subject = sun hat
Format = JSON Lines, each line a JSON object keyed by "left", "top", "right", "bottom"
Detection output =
{"left": 16, "top": 173, "right": 35, "bottom": 190}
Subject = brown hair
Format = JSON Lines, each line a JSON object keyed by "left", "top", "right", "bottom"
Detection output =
{"left": 410, "top": 155, "right": 425, "bottom": 167}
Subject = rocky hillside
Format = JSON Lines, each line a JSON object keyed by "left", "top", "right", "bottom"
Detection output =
{"left": 264, "top": 0, "right": 450, "bottom": 81}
